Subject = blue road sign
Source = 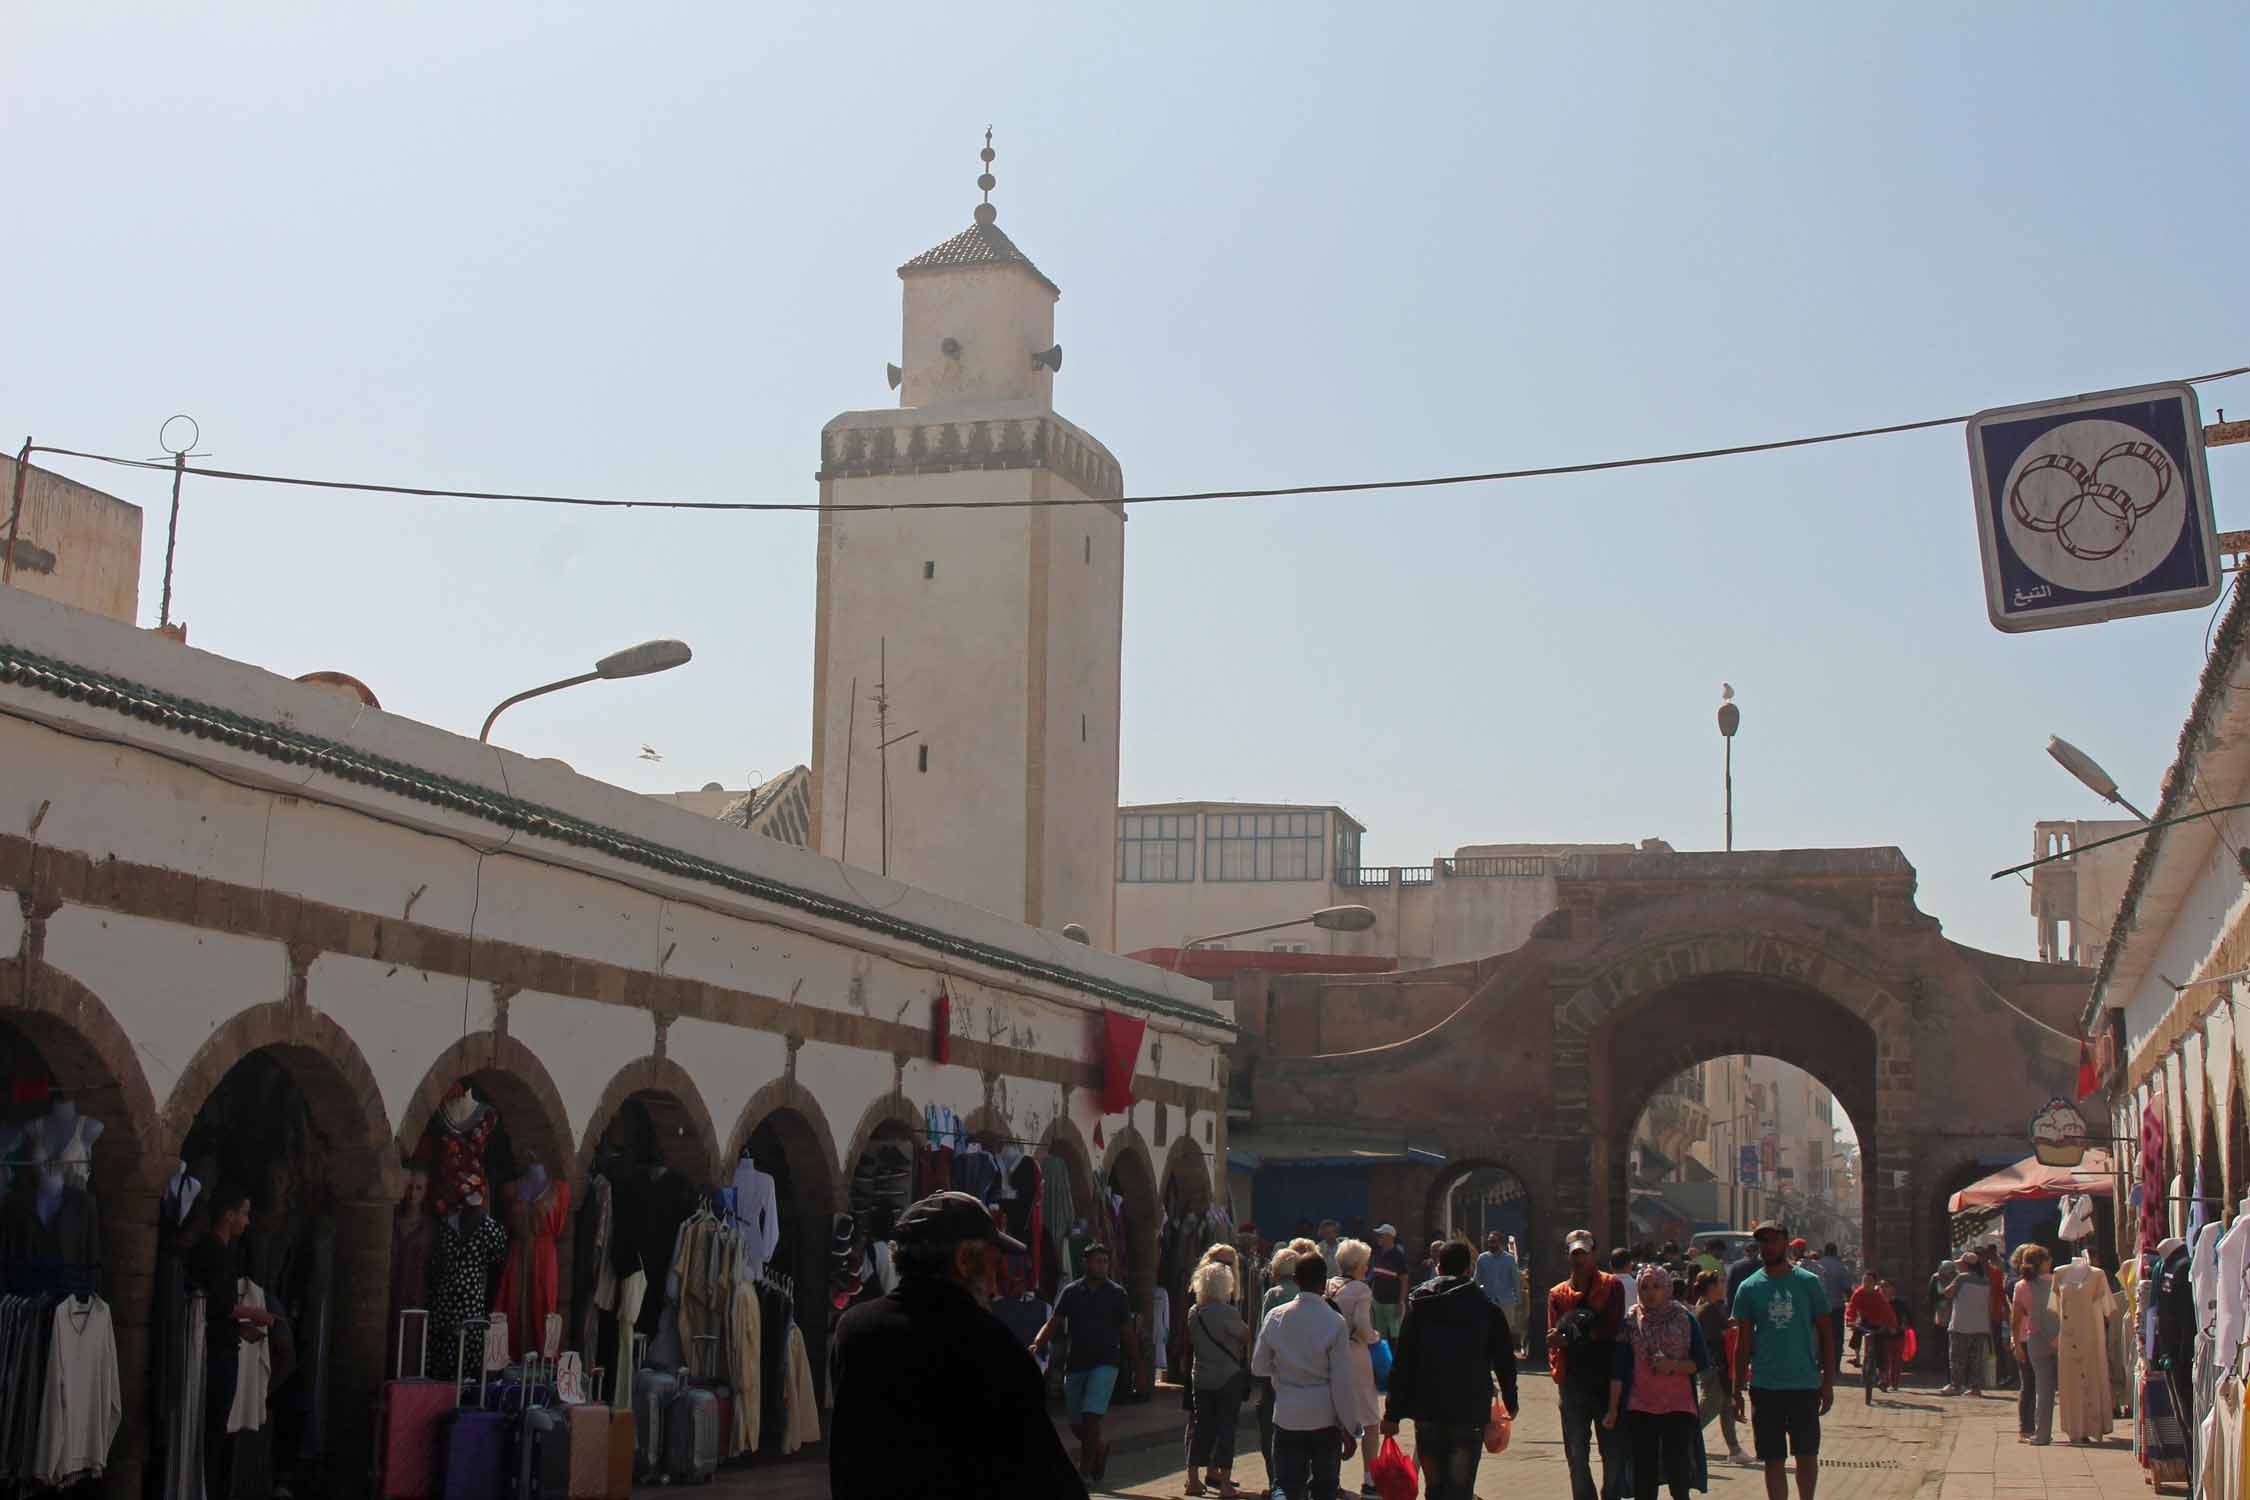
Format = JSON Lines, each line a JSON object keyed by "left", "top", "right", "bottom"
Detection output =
{"left": 1967, "top": 381, "right": 2219, "bottom": 632}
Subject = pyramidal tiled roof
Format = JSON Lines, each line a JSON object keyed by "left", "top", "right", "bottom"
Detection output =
{"left": 898, "top": 218, "right": 1059, "bottom": 295}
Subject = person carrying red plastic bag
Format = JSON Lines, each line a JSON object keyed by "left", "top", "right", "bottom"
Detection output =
{"left": 1367, "top": 1435, "right": 1417, "bottom": 1500}
{"left": 1377, "top": 1240, "right": 1521, "bottom": 1500}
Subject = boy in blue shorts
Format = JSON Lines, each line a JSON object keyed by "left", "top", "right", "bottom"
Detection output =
{"left": 1036, "top": 1243, "right": 1140, "bottom": 1484}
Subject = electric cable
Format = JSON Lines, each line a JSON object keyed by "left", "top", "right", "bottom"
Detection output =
{"left": 21, "top": 363, "right": 2248, "bottom": 516}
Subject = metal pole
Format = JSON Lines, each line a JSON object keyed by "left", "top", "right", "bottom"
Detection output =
{"left": 1724, "top": 737, "right": 1734, "bottom": 852}
{"left": 840, "top": 675, "right": 858, "bottom": 865}
{"left": 159, "top": 450, "right": 186, "bottom": 629}
{"left": 876, "top": 638, "right": 889, "bottom": 877}
{"left": 2, "top": 438, "right": 28, "bottom": 586}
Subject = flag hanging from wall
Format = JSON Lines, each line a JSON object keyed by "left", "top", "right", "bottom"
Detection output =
{"left": 2076, "top": 1039, "right": 2098, "bottom": 1101}
{"left": 1100, "top": 1011, "right": 1147, "bottom": 1117}
{"left": 932, "top": 982, "right": 952, "bottom": 1065}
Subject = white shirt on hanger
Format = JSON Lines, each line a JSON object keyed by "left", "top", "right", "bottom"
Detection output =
{"left": 731, "top": 1161, "right": 780, "bottom": 1282}
{"left": 2214, "top": 1215, "right": 2250, "bottom": 1362}
{"left": 37, "top": 1294, "right": 120, "bottom": 1485}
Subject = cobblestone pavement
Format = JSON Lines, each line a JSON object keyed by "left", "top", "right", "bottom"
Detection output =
{"left": 655, "top": 1375, "right": 2154, "bottom": 1498}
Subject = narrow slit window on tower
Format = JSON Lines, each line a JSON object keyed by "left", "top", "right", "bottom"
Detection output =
{"left": 923, "top": 560, "right": 935, "bottom": 579}
{"left": 1084, "top": 536, "right": 1091, "bottom": 564}
{"left": 918, "top": 744, "right": 929, "bottom": 773}
{"left": 1081, "top": 713, "right": 1087, "bottom": 742}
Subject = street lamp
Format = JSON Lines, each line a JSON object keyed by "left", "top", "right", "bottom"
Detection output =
{"left": 2046, "top": 735, "right": 2152, "bottom": 822}
{"left": 1718, "top": 685, "right": 1741, "bottom": 852}
{"left": 479, "top": 639, "right": 693, "bottom": 743}
{"left": 1172, "top": 904, "right": 1377, "bottom": 970}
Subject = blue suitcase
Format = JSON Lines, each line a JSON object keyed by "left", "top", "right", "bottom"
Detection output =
{"left": 437, "top": 1326, "right": 509, "bottom": 1500}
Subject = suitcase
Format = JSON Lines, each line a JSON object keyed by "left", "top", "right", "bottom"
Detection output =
{"left": 437, "top": 1325, "right": 510, "bottom": 1500}
{"left": 600, "top": 1366, "right": 637, "bottom": 1500}
{"left": 631, "top": 1334, "right": 677, "bottom": 1483}
{"left": 515, "top": 1356, "right": 573, "bottom": 1500}
{"left": 566, "top": 1369, "right": 614, "bottom": 1500}
{"left": 685, "top": 1335, "right": 734, "bottom": 1463}
{"left": 660, "top": 1385, "right": 719, "bottom": 1485}
{"left": 377, "top": 1311, "right": 454, "bottom": 1500}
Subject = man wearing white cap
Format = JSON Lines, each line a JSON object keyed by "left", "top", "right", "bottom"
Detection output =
{"left": 1549, "top": 1228, "right": 1629, "bottom": 1500}
{"left": 1368, "top": 1225, "right": 1410, "bottom": 1342}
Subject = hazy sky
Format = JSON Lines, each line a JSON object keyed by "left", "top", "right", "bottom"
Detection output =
{"left": 6, "top": 4, "right": 2245, "bottom": 965}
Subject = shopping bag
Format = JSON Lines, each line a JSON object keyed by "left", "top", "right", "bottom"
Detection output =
{"left": 1369, "top": 1336, "right": 1393, "bottom": 1392}
{"left": 1901, "top": 1326, "right": 1918, "bottom": 1365}
{"left": 1485, "top": 1398, "right": 1512, "bottom": 1454}
{"left": 1369, "top": 1435, "right": 1418, "bottom": 1500}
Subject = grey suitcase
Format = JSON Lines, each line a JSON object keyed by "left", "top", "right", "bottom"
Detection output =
{"left": 514, "top": 1355, "right": 572, "bottom": 1500}
{"left": 659, "top": 1385, "right": 718, "bottom": 1485}
{"left": 631, "top": 1354, "right": 677, "bottom": 1483}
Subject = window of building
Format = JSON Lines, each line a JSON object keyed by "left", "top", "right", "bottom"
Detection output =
{"left": 1206, "top": 810, "right": 1325, "bottom": 882}
{"left": 1269, "top": 941, "right": 1310, "bottom": 954}
{"left": 1117, "top": 813, "right": 1196, "bottom": 883}
{"left": 1334, "top": 821, "right": 1360, "bottom": 878}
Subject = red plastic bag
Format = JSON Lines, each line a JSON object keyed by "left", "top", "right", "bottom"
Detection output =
{"left": 1369, "top": 1435, "right": 1418, "bottom": 1500}
{"left": 1485, "top": 1399, "right": 1512, "bottom": 1454}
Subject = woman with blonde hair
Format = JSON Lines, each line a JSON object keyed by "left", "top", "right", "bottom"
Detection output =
{"left": 1250, "top": 1245, "right": 1304, "bottom": 1491}
{"left": 1183, "top": 1259, "right": 1252, "bottom": 1497}
{"left": 1329, "top": 1238, "right": 1385, "bottom": 1498}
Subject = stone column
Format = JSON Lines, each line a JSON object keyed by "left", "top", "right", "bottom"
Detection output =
{"left": 101, "top": 1174, "right": 161, "bottom": 1500}
{"left": 328, "top": 1197, "right": 395, "bottom": 1500}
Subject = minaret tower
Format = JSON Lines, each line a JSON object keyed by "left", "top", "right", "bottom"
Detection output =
{"left": 811, "top": 134, "right": 1124, "bottom": 948}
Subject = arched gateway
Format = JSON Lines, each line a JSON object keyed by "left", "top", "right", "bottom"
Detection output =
{"left": 1243, "top": 848, "right": 2089, "bottom": 1321}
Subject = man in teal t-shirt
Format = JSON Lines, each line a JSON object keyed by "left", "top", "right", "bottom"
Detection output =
{"left": 1730, "top": 1222, "right": 1834, "bottom": 1500}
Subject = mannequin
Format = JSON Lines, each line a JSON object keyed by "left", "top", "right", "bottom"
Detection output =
{"left": 391, "top": 1168, "right": 436, "bottom": 1349}
{"left": 33, "top": 1095, "right": 102, "bottom": 1191}
{"left": 429, "top": 1190, "right": 507, "bottom": 1378}
{"left": 492, "top": 1155, "right": 569, "bottom": 1360}
{"left": 426, "top": 1085, "right": 498, "bottom": 1214}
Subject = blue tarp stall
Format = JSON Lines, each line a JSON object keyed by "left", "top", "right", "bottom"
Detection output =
{"left": 1228, "top": 1129, "right": 1447, "bottom": 1245}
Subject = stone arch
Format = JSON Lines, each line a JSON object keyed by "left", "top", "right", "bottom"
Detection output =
{"left": 577, "top": 1056, "right": 722, "bottom": 1184}
{"left": 162, "top": 1000, "right": 399, "bottom": 1199}
{"left": 961, "top": 1103, "right": 1011, "bottom": 1148}
{"left": 726, "top": 1076, "right": 844, "bottom": 1211}
{"left": 841, "top": 1090, "right": 922, "bottom": 1183}
{"left": 1, "top": 960, "right": 167, "bottom": 1500}
{"left": 1159, "top": 1132, "right": 1213, "bottom": 1218}
{"left": 1427, "top": 1156, "right": 1537, "bottom": 1255}
{"left": 1102, "top": 1124, "right": 1161, "bottom": 1331}
{"left": 395, "top": 1032, "right": 574, "bottom": 1190}
{"left": 1555, "top": 922, "right": 1910, "bottom": 1271}
{"left": 727, "top": 1077, "right": 845, "bottom": 1403}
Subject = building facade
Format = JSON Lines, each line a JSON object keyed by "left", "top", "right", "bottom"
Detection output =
{"left": 812, "top": 168, "right": 1124, "bottom": 949}
{"left": 0, "top": 456, "right": 143, "bottom": 626}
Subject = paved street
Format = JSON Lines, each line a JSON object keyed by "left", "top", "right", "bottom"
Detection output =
{"left": 659, "top": 1376, "right": 2156, "bottom": 1499}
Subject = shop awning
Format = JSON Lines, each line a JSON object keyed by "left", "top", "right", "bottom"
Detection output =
{"left": 1946, "top": 1149, "right": 2116, "bottom": 1212}
{"left": 1227, "top": 1127, "right": 1447, "bottom": 1172}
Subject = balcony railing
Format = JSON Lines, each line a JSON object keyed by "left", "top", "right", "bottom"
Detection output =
{"left": 1435, "top": 856, "right": 1550, "bottom": 878}
{"left": 1339, "top": 865, "right": 1433, "bottom": 888}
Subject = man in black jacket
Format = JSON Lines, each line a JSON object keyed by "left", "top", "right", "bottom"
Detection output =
{"left": 830, "top": 1191, "right": 1087, "bottom": 1500}
{"left": 1380, "top": 1241, "right": 1520, "bottom": 1500}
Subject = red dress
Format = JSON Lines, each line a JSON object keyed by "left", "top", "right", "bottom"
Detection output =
{"left": 491, "top": 1176, "right": 570, "bottom": 1359}
{"left": 424, "top": 1106, "right": 497, "bottom": 1214}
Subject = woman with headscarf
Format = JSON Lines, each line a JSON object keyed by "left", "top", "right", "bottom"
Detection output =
{"left": 1603, "top": 1270, "right": 1713, "bottom": 1499}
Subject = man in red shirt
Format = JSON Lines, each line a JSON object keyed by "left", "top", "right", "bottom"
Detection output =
{"left": 1843, "top": 1271, "right": 1899, "bottom": 1403}
{"left": 1549, "top": 1229, "right": 1628, "bottom": 1500}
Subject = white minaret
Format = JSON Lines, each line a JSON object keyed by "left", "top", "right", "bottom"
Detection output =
{"left": 812, "top": 134, "right": 1124, "bottom": 948}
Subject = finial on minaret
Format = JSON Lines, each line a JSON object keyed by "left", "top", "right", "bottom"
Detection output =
{"left": 975, "top": 126, "right": 998, "bottom": 226}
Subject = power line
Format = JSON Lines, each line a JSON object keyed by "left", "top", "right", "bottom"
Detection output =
{"left": 22, "top": 363, "right": 2249, "bottom": 516}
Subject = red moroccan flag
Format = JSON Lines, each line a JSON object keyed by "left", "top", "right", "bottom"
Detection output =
{"left": 2076, "top": 1039, "right": 2098, "bottom": 1101}
{"left": 1101, "top": 1011, "right": 1148, "bottom": 1117}
{"left": 932, "top": 982, "right": 952, "bottom": 1064}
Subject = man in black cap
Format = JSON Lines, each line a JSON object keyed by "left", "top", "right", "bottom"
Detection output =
{"left": 829, "top": 1190, "right": 1087, "bottom": 1500}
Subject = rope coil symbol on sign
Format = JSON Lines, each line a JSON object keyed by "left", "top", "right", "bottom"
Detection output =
{"left": 2008, "top": 440, "right": 2175, "bottom": 562}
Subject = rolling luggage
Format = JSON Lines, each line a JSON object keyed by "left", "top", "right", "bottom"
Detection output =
{"left": 685, "top": 1335, "right": 734, "bottom": 1463}
{"left": 437, "top": 1325, "right": 510, "bottom": 1500}
{"left": 631, "top": 1335, "right": 677, "bottom": 1483}
{"left": 376, "top": 1310, "right": 453, "bottom": 1500}
{"left": 565, "top": 1369, "right": 614, "bottom": 1500}
{"left": 660, "top": 1385, "right": 719, "bottom": 1485}
{"left": 602, "top": 1375, "right": 637, "bottom": 1500}
{"left": 515, "top": 1355, "right": 573, "bottom": 1500}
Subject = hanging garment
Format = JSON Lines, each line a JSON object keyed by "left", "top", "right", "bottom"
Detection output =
{"left": 727, "top": 1277, "right": 762, "bottom": 1454}
{"left": 781, "top": 1324, "right": 821, "bottom": 1454}
{"left": 425, "top": 1100, "right": 498, "bottom": 1215}
{"left": 2217, "top": 1377, "right": 2244, "bottom": 1500}
{"left": 2059, "top": 1193, "right": 2098, "bottom": 1244}
{"left": 731, "top": 1163, "right": 780, "bottom": 1283}
{"left": 2054, "top": 1260, "right": 2116, "bottom": 1442}
{"left": 758, "top": 1287, "right": 789, "bottom": 1454}
{"left": 391, "top": 1211, "right": 436, "bottom": 1357}
{"left": 226, "top": 1284, "right": 272, "bottom": 1435}
{"left": 573, "top": 1173, "right": 614, "bottom": 1368}
{"left": 35, "top": 1294, "right": 119, "bottom": 1485}
{"left": 164, "top": 1294, "right": 208, "bottom": 1500}
{"left": 2141, "top": 1098, "right": 2171, "bottom": 1253}
{"left": 491, "top": 1177, "right": 570, "bottom": 1361}
{"left": 428, "top": 1212, "right": 507, "bottom": 1379}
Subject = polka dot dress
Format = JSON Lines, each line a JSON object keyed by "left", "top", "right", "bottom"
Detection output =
{"left": 430, "top": 1210, "right": 509, "bottom": 1380}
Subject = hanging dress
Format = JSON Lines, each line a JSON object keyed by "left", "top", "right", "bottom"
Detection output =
{"left": 490, "top": 1178, "right": 569, "bottom": 1361}
{"left": 425, "top": 1100, "right": 498, "bottom": 1215}
{"left": 2054, "top": 1260, "right": 2116, "bottom": 1442}
{"left": 429, "top": 1212, "right": 508, "bottom": 1379}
